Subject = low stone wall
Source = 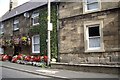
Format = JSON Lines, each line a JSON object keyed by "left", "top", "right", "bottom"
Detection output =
{"left": 59, "top": 51, "right": 120, "bottom": 64}
{"left": 51, "top": 62, "right": 120, "bottom": 74}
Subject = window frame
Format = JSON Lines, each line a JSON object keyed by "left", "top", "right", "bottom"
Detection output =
{"left": 0, "top": 23, "right": 4, "bottom": 34}
{"left": 13, "top": 19, "right": 19, "bottom": 31}
{"left": 32, "top": 12, "right": 39, "bottom": 26}
{"left": 87, "top": 25, "right": 101, "bottom": 50}
{"left": 84, "top": 20, "right": 104, "bottom": 52}
{"left": 83, "top": 0, "right": 101, "bottom": 13}
{"left": 32, "top": 35, "right": 40, "bottom": 53}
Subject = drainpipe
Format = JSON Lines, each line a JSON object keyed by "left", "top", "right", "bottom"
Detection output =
{"left": 47, "top": 0, "right": 51, "bottom": 66}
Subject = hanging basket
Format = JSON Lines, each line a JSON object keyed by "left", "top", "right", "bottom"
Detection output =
{"left": 21, "top": 36, "right": 31, "bottom": 46}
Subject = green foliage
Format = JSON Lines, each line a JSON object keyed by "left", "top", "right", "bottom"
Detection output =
{"left": 29, "top": 4, "right": 58, "bottom": 58}
{"left": 39, "top": 7, "right": 48, "bottom": 56}
{"left": 51, "top": 5, "right": 58, "bottom": 59}
{"left": 29, "top": 25, "right": 41, "bottom": 35}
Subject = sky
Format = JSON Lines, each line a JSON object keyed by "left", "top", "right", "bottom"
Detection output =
{"left": 0, "top": 0, "right": 30, "bottom": 17}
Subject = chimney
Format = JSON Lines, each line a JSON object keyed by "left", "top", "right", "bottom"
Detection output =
{"left": 9, "top": 0, "right": 18, "bottom": 11}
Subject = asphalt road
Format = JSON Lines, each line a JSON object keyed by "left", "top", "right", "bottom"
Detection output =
{"left": 1, "top": 67, "right": 65, "bottom": 80}
{"left": 1, "top": 67, "right": 119, "bottom": 80}
{"left": 2, "top": 67, "right": 50, "bottom": 78}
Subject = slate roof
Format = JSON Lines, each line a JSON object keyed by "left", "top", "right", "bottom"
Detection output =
{"left": 1, "top": 1, "right": 47, "bottom": 22}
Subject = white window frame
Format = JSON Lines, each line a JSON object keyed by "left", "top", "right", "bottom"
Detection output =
{"left": 32, "top": 35, "right": 40, "bottom": 53}
{"left": 83, "top": 0, "right": 101, "bottom": 13}
{"left": 0, "top": 23, "right": 4, "bottom": 34}
{"left": 84, "top": 20, "right": 104, "bottom": 52}
{"left": 13, "top": 19, "right": 19, "bottom": 31}
{"left": 0, "top": 47, "right": 4, "bottom": 54}
{"left": 32, "top": 12, "right": 39, "bottom": 26}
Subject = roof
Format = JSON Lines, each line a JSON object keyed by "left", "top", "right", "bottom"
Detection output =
{"left": 1, "top": 1, "right": 47, "bottom": 22}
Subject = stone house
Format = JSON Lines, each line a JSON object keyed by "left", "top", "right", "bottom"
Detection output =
{"left": 58, "top": 0, "right": 120, "bottom": 65}
{"left": 0, "top": 1, "right": 58, "bottom": 57}
{"left": 0, "top": 0, "right": 120, "bottom": 66}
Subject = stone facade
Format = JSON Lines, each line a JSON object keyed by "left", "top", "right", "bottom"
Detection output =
{"left": 0, "top": 1, "right": 120, "bottom": 65}
{"left": 58, "top": 2, "right": 120, "bottom": 64}
{"left": 0, "top": 7, "right": 40, "bottom": 56}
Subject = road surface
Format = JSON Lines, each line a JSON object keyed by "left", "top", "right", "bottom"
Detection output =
{"left": 2, "top": 67, "right": 50, "bottom": 78}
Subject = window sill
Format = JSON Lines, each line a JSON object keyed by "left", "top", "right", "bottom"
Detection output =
{"left": 85, "top": 49, "right": 105, "bottom": 53}
{"left": 32, "top": 51, "right": 40, "bottom": 54}
{"left": 83, "top": 9, "right": 100, "bottom": 14}
{"left": 13, "top": 28, "right": 19, "bottom": 31}
{"left": 32, "top": 23, "right": 39, "bottom": 26}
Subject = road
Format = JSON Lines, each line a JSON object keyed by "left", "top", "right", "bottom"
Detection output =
{"left": 2, "top": 67, "right": 50, "bottom": 78}
{"left": 1, "top": 67, "right": 65, "bottom": 80}
{"left": 1, "top": 66, "right": 119, "bottom": 80}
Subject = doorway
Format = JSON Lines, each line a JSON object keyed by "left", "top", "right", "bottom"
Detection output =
{"left": 13, "top": 44, "right": 21, "bottom": 56}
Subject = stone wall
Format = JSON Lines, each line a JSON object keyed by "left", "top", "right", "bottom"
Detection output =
{"left": 60, "top": 52, "right": 120, "bottom": 64}
{"left": 59, "top": 2, "right": 119, "bottom": 19}
{"left": 1, "top": 9, "right": 36, "bottom": 55}
{"left": 2, "top": 19, "right": 14, "bottom": 56}
{"left": 19, "top": 14, "right": 31, "bottom": 35}
{"left": 3, "top": 19, "right": 13, "bottom": 38}
{"left": 59, "top": 2, "right": 120, "bottom": 64}
{"left": 1, "top": 4, "right": 58, "bottom": 56}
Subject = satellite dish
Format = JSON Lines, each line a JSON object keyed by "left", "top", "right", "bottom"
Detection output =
{"left": 24, "top": 12, "right": 29, "bottom": 18}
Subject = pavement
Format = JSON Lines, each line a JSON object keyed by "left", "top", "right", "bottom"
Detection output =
{"left": 1, "top": 61, "right": 119, "bottom": 79}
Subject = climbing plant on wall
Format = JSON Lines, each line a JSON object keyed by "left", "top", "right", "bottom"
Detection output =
{"left": 39, "top": 7, "right": 47, "bottom": 56}
{"left": 29, "top": 4, "right": 58, "bottom": 59}
{"left": 50, "top": 5, "right": 58, "bottom": 59}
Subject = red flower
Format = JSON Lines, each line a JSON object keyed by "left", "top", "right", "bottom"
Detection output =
{"left": 30, "top": 56, "right": 35, "bottom": 62}
{"left": 44, "top": 56, "right": 48, "bottom": 62}
{"left": 37, "top": 56, "right": 41, "bottom": 61}
{"left": 8, "top": 56, "right": 12, "bottom": 61}
{"left": 2, "top": 55, "right": 9, "bottom": 61}
{"left": 24, "top": 56, "right": 31, "bottom": 61}
{"left": 17, "top": 54, "right": 24, "bottom": 60}
{"left": 34, "top": 56, "right": 41, "bottom": 62}
{"left": 33, "top": 56, "right": 38, "bottom": 62}
{"left": 11, "top": 58, "right": 18, "bottom": 63}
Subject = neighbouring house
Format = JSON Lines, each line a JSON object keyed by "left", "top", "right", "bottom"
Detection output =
{"left": 0, "top": 0, "right": 120, "bottom": 67}
{"left": 51, "top": 1, "right": 120, "bottom": 74}
{"left": 58, "top": 0, "right": 120, "bottom": 65}
{"left": 0, "top": 1, "right": 58, "bottom": 58}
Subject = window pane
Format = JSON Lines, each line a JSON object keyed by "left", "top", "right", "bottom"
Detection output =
{"left": 13, "top": 19, "right": 19, "bottom": 30}
{"left": 13, "top": 24, "right": 19, "bottom": 30}
{"left": 33, "top": 17, "right": 39, "bottom": 24}
{"left": 33, "top": 36, "right": 39, "bottom": 44}
{"left": 87, "top": 3, "right": 99, "bottom": 10}
{"left": 14, "top": 19, "right": 19, "bottom": 25}
{"left": 89, "top": 37, "right": 100, "bottom": 48}
{"left": 87, "top": 0, "right": 98, "bottom": 4}
{"left": 32, "top": 12, "right": 39, "bottom": 25}
{"left": 32, "top": 13, "right": 39, "bottom": 18}
{"left": 13, "top": 24, "right": 17, "bottom": 29}
{"left": 89, "top": 26, "right": 100, "bottom": 37}
{"left": 34, "top": 44, "right": 40, "bottom": 51}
